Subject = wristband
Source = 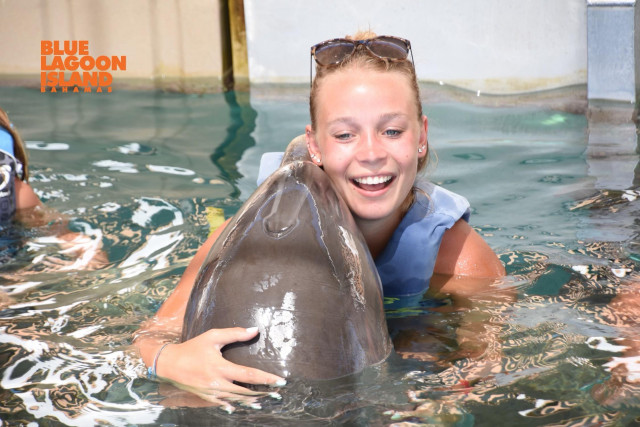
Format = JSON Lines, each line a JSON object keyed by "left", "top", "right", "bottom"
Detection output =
{"left": 147, "top": 343, "right": 170, "bottom": 379}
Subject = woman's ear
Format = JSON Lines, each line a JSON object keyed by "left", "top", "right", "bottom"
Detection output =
{"left": 305, "top": 125, "right": 322, "bottom": 165}
{"left": 418, "top": 115, "right": 428, "bottom": 158}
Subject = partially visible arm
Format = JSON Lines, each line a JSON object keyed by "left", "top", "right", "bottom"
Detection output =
{"left": 14, "top": 178, "right": 60, "bottom": 228}
{"left": 591, "top": 281, "right": 640, "bottom": 407}
{"left": 433, "top": 219, "right": 505, "bottom": 295}
{"left": 14, "top": 179, "right": 42, "bottom": 210}
{"left": 137, "top": 218, "right": 228, "bottom": 349}
{"left": 422, "top": 220, "right": 511, "bottom": 389}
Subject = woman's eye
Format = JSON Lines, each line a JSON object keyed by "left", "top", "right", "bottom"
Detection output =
{"left": 334, "top": 133, "right": 353, "bottom": 141}
{"left": 384, "top": 129, "right": 402, "bottom": 137}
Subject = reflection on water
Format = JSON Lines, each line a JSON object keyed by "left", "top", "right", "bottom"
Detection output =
{"left": 210, "top": 91, "right": 258, "bottom": 199}
{"left": 0, "top": 330, "right": 162, "bottom": 426}
{"left": 0, "top": 86, "right": 639, "bottom": 425}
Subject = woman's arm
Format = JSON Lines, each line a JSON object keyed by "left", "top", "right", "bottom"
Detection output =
{"left": 14, "top": 179, "right": 42, "bottom": 211}
{"left": 425, "top": 220, "right": 512, "bottom": 390}
{"left": 433, "top": 219, "right": 505, "bottom": 294}
{"left": 133, "top": 218, "right": 286, "bottom": 402}
{"left": 590, "top": 281, "right": 640, "bottom": 407}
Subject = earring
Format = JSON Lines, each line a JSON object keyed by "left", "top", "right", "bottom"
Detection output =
{"left": 310, "top": 153, "right": 321, "bottom": 163}
{"left": 418, "top": 146, "right": 425, "bottom": 153}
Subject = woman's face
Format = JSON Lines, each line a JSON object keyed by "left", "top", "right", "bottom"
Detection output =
{"left": 307, "top": 67, "right": 427, "bottom": 224}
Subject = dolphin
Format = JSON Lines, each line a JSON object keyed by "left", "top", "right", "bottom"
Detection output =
{"left": 181, "top": 136, "right": 392, "bottom": 380}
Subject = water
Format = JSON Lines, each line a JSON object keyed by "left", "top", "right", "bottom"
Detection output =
{"left": 0, "top": 85, "right": 639, "bottom": 426}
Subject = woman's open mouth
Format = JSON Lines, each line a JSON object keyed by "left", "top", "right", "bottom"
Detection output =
{"left": 352, "top": 175, "right": 394, "bottom": 192}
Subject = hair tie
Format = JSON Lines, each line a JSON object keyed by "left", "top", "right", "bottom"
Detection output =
{"left": 147, "top": 343, "right": 171, "bottom": 379}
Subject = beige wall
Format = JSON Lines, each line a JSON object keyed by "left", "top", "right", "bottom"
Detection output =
{"left": 0, "top": 0, "right": 226, "bottom": 92}
{"left": 1, "top": 0, "right": 592, "bottom": 95}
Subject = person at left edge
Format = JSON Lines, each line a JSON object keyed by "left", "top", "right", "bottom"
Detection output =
{"left": 0, "top": 107, "right": 107, "bottom": 270}
{"left": 0, "top": 107, "right": 40, "bottom": 220}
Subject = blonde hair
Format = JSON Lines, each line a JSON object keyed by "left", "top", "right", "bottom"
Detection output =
{"left": 309, "top": 31, "right": 428, "bottom": 173}
{"left": 0, "top": 107, "right": 28, "bottom": 181}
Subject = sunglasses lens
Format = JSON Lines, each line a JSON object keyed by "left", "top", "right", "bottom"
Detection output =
{"left": 368, "top": 37, "right": 409, "bottom": 60}
{"left": 314, "top": 41, "right": 355, "bottom": 65}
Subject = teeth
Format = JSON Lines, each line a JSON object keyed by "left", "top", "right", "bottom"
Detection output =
{"left": 354, "top": 176, "right": 392, "bottom": 185}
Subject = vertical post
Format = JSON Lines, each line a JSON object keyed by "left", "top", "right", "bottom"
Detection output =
{"left": 219, "top": 0, "right": 249, "bottom": 92}
{"left": 586, "top": 0, "right": 640, "bottom": 191}
{"left": 228, "top": 0, "right": 249, "bottom": 91}
{"left": 218, "top": 0, "right": 234, "bottom": 91}
{"left": 587, "top": 0, "right": 639, "bottom": 105}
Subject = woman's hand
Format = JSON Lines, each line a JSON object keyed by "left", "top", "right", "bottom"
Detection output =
{"left": 154, "top": 327, "right": 286, "bottom": 405}
{"left": 132, "top": 218, "right": 285, "bottom": 408}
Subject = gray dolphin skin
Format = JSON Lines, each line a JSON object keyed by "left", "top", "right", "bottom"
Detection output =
{"left": 181, "top": 135, "right": 392, "bottom": 380}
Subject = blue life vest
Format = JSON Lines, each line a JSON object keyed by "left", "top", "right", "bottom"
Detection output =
{"left": 0, "top": 128, "right": 20, "bottom": 223}
{"left": 257, "top": 152, "right": 471, "bottom": 297}
{"left": 374, "top": 180, "right": 470, "bottom": 296}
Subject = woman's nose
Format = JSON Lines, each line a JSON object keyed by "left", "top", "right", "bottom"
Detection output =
{"left": 356, "top": 133, "right": 386, "bottom": 163}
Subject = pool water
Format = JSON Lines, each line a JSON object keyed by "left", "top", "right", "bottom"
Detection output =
{"left": 0, "top": 85, "right": 639, "bottom": 426}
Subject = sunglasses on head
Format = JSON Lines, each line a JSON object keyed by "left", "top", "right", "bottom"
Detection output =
{"left": 310, "top": 35, "right": 413, "bottom": 85}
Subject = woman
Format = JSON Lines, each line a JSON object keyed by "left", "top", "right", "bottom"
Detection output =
{"left": 134, "top": 31, "right": 505, "bottom": 403}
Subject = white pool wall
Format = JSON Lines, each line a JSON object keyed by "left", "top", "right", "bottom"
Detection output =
{"left": 244, "top": 0, "right": 588, "bottom": 94}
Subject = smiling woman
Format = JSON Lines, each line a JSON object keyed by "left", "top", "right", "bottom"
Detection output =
{"left": 132, "top": 30, "right": 505, "bottom": 405}
{"left": 304, "top": 31, "right": 503, "bottom": 280}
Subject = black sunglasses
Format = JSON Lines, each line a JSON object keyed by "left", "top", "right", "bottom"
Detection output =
{"left": 310, "top": 36, "right": 414, "bottom": 85}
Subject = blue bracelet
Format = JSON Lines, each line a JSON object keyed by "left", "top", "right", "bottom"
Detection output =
{"left": 147, "top": 343, "right": 170, "bottom": 379}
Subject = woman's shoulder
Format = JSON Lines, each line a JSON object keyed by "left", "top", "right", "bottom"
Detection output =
{"left": 14, "top": 179, "right": 42, "bottom": 210}
{"left": 415, "top": 181, "right": 504, "bottom": 278}
{"left": 435, "top": 218, "right": 506, "bottom": 280}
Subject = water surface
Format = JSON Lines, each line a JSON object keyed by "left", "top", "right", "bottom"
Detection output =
{"left": 0, "top": 86, "right": 639, "bottom": 426}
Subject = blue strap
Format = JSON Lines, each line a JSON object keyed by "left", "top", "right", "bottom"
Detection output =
{"left": 375, "top": 181, "right": 471, "bottom": 296}
{"left": 0, "top": 128, "right": 23, "bottom": 179}
{"left": 0, "top": 128, "right": 14, "bottom": 157}
{"left": 0, "top": 129, "right": 17, "bottom": 223}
